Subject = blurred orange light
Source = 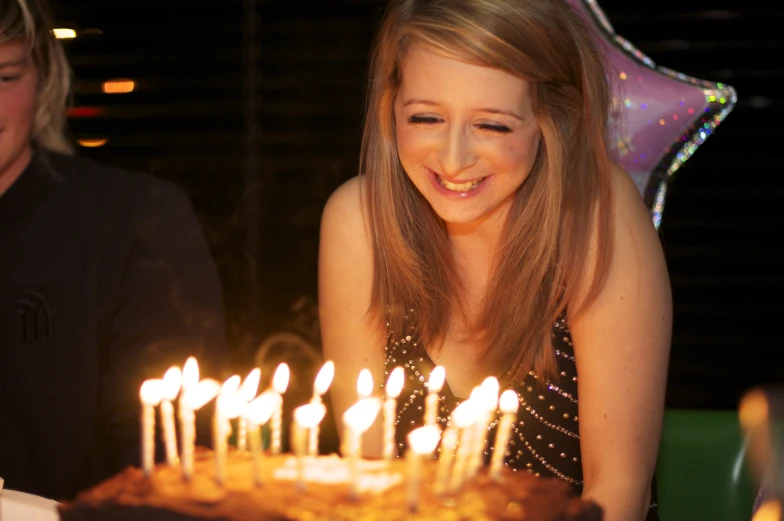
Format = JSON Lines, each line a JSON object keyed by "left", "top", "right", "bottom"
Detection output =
{"left": 102, "top": 79, "right": 135, "bottom": 94}
{"left": 52, "top": 28, "right": 76, "bottom": 39}
{"left": 752, "top": 500, "right": 781, "bottom": 521}
{"left": 78, "top": 138, "right": 108, "bottom": 148}
{"left": 619, "top": 72, "right": 627, "bottom": 80}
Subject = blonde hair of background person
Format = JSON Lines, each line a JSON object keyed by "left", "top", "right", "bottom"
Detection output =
{"left": 0, "top": 0, "right": 72, "bottom": 155}
{"left": 319, "top": 1, "right": 672, "bottom": 521}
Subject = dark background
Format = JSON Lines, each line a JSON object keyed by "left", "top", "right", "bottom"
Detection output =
{"left": 51, "top": 0, "right": 783, "bottom": 414}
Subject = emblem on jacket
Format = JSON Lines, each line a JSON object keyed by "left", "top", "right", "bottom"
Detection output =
{"left": 18, "top": 289, "right": 56, "bottom": 341}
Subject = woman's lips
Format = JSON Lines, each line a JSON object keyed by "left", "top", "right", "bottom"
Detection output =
{"left": 426, "top": 167, "right": 491, "bottom": 199}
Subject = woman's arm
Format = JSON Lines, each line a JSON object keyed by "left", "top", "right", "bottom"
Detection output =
{"left": 569, "top": 166, "right": 672, "bottom": 521}
{"left": 318, "top": 176, "right": 388, "bottom": 458}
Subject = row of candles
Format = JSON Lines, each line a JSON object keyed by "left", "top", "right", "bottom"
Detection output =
{"left": 139, "top": 357, "right": 520, "bottom": 510}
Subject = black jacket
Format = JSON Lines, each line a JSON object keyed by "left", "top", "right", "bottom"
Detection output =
{"left": 0, "top": 151, "right": 229, "bottom": 500}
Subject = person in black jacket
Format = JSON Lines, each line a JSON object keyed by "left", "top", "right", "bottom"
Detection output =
{"left": 0, "top": 0, "right": 230, "bottom": 500}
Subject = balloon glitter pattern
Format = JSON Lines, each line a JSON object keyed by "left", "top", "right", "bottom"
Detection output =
{"left": 568, "top": 0, "right": 737, "bottom": 229}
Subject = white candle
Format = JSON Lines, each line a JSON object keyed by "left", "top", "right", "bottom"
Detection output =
{"left": 270, "top": 363, "right": 290, "bottom": 455}
{"left": 214, "top": 376, "right": 245, "bottom": 486}
{"left": 448, "top": 398, "right": 481, "bottom": 493}
{"left": 140, "top": 379, "right": 164, "bottom": 477}
{"left": 179, "top": 357, "right": 199, "bottom": 480}
{"left": 293, "top": 402, "right": 327, "bottom": 490}
{"left": 182, "top": 377, "right": 221, "bottom": 479}
{"left": 245, "top": 390, "right": 278, "bottom": 486}
{"left": 490, "top": 390, "right": 520, "bottom": 480}
{"left": 468, "top": 377, "right": 499, "bottom": 478}
{"left": 354, "top": 369, "right": 374, "bottom": 457}
{"left": 383, "top": 367, "right": 405, "bottom": 460}
{"left": 434, "top": 426, "right": 458, "bottom": 495}
{"left": 238, "top": 368, "right": 261, "bottom": 452}
{"left": 160, "top": 366, "right": 182, "bottom": 466}
{"left": 309, "top": 361, "right": 335, "bottom": 456}
{"left": 342, "top": 397, "right": 382, "bottom": 499}
{"left": 424, "top": 366, "right": 446, "bottom": 426}
{"left": 405, "top": 426, "right": 441, "bottom": 512}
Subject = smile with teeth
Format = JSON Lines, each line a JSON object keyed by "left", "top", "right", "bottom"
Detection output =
{"left": 437, "top": 175, "right": 486, "bottom": 192}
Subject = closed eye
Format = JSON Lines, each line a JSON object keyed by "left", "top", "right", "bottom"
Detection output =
{"left": 407, "top": 115, "right": 442, "bottom": 125}
{"left": 476, "top": 123, "right": 512, "bottom": 134}
{"left": 0, "top": 75, "right": 20, "bottom": 84}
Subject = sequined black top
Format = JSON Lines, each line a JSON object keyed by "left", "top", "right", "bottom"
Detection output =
{"left": 384, "top": 312, "right": 659, "bottom": 520}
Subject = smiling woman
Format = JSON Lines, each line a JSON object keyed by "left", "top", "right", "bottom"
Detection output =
{"left": 393, "top": 44, "right": 541, "bottom": 232}
{"left": 318, "top": 1, "right": 672, "bottom": 521}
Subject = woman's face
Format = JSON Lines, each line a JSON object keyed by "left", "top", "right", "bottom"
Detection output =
{"left": 394, "top": 44, "right": 541, "bottom": 233}
{"left": 0, "top": 39, "right": 37, "bottom": 183}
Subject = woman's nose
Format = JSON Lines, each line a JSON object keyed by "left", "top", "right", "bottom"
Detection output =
{"left": 437, "top": 125, "right": 477, "bottom": 177}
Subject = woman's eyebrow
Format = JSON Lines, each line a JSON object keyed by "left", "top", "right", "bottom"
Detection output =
{"left": 402, "top": 99, "right": 524, "bottom": 121}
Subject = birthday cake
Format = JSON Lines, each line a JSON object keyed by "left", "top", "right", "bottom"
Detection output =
{"left": 57, "top": 448, "right": 602, "bottom": 521}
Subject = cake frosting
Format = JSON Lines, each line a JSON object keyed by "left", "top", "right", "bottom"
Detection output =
{"left": 58, "top": 449, "right": 602, "bottom": 521}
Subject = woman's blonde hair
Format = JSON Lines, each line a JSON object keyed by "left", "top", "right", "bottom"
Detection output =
{"left": 0, "top": 0, "right": 73, "bottom": 154}
{"left": 362, "top": 0, "right": 615, "bottom": 383}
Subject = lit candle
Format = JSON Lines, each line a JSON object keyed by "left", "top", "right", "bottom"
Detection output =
{"left": 308, "top": 361, "right": 335, "bottom": 456}
{"left": 245, "top": 391, "right": 278, "bottom": 486}
{"left": 179, "top": 357, "right": 199, "bottom": 480}
{"left": 490, "top": 389, "right": 520, "bottom": 480}
{"left": 354, "top": 369, "right": 374, "bottom": 458}
{"left": 140, "top": 379, "right": 164, "bottom": 477}
{"left": 270, "top": 363, "right": 290, "bottom": 455}
{"left": 293, "top": 402, "right": 327, "bottom": 490}
{"left": 214, "top": 376, "right": 246, "bottom": 486}
{"left": 160, "top": 366, "right": 182, "bottom": 466}
{"left": 434, "top": 426, "right": 458, "bottom": 495}
{"left": 342, "top": 397, "right": 382, "bottom": 499}
{"left": 424, "top": 366, "right": 446, "bottom": 426}
{"left": 468, "top": 377, "right": 499, "bottom": 478}
{"left": 181, "top": 376, "right": 221, "bottom": 480}
{"left": 448, "top": 398, "right": 481, "bottom": 493}
{"left": 383, "top": 367, "right": 405, "bottom": 460}
{"left": 406, "top": 426, "right": 441, "bottom": 512}
{"left": 237, "top": 368, "right": 261, "bottom": 452}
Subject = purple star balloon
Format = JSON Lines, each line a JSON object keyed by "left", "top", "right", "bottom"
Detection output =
{"left": 568, "top": 0, "right": 737, "bottom": 229}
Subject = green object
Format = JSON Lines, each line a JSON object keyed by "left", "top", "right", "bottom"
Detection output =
{"left": 656, "top": 408, "right": 757, "bottom": 521}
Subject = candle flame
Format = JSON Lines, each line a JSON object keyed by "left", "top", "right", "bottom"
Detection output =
{"left": 343, "top": 397, "right": 382, "bottom": 434}
{"left": 140, "top": 379, "right": 164, "bottom": 406}
{"left": 185, "top": 378, "right": 221, "bottom": 410}
{"left": 428, "top": 366, "right": 446, "bottom": 393}
{"left": 450, "top": 399, "right": 480, "bottom": 428}
{"left": 272, "top": 363, "right": 290, "bottom": 394}
{"left": 752, "top": 500, "right": 781, "bottom": 521}
{"left": 478, "top": 376, "right": 500, "bottom": 410}
{"left": 357, "top": 369, "right": 373, "bottom": 398}
{"left": 294, "top": 402, "right": 327, "bottom": 429}
{"left": 408, "top": 425, "right": 441, "bottom": 455}
{"left": 182, "top": 357, "right": 199, "bottom": 391}
{"left": 385, "top": 366, "right": 405, "bottom": 398}
{"left": 499, "top": 389, "right": 519, "bottom": 414}
{"left": 221, "top": 375, "right": 242, "bottom": 397}
{"left": 245, "top": 390, "right": 279, "bottom": 425}
{"left": 162, "top": 366, "right": 182, "bottom": 401}
{"left": 218, "top": 391, "right": 247, "bottom": 419}
{"left": 240, "top": 368, "right": 261, "bottom": 402}
{"left": 314, "top": 361, "right": 335, "bottom": 396}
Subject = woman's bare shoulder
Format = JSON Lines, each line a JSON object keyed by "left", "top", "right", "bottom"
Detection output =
{"left": 321, "top": 176, "right": 372, "bottom": 261}
{"left": 321, "top": 175, "right": 370, "bottom": 243}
